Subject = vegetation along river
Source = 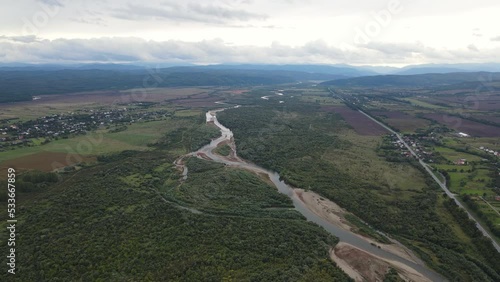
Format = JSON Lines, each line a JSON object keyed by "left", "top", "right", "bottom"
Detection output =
{"left": 177, "top": 106, "right": 446, "bottom": 282}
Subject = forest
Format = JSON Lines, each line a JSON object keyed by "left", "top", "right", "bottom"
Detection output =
{"left": 0, "top": 143, "right": 353, "bottom": 281}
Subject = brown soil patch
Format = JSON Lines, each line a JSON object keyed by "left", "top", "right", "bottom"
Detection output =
{"left": 369, "top": 110, "right": 431, "bottom": 132}
{"left": 321, "top": 106, "right": 388, "bottom": 136}
{"left": 331, "top": 243, "right": 431, "bottom": 282}
{"left": 172, "top": 96, "right": 222, "bottom": 107}
{"left": 1, "top": 152, "right": 96, "bottom": 172}
{"left": 425, "top": 113, "right": 500, "bottom": 137}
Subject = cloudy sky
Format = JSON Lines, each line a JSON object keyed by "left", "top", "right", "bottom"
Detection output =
{"left": 1, "top": 0, "right": 499, "bottom": 66}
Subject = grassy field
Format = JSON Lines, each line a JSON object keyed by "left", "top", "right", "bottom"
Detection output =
{"left": 402, "top": 98, "right": 446, "bottom": 109}
{"left": 434, "top": 163, "right": 493, "bottom": 195}
{"left": 324, "top": 130, "right": 427, "bottom": 200}
{"left": 434, "top": 146, "right": 483, "bottom": 162}
{"left": 0, "top": 119, "right": 191, "bottom": 170}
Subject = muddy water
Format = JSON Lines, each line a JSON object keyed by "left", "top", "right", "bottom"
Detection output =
{"left": 191, "top": 106, "right": 446, "bottom": 282}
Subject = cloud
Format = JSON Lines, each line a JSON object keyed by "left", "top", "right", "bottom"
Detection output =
{"left": 468, "top": 44, "right": 479, "bottom": 52}
{"left": 188, "top": 3, "right": 266, "bottom": 21}
{"left": 37, "top": 0, "right": 63, "bottom": 7}
{"left": 1, "top": 37, "right": 499, "bottom": 66}
{"left": 111, "top": 2, "right": 266, "bottom": 24}
{"left": 0, "top": 35, "right": 40, "bottom": 43}
{"left": 491, "top": 36, "right": 500, "bottom": 41}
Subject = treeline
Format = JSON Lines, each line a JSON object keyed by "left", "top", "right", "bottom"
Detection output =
{"left": 443, "top": 198, "right": 500, "bottom": 278}
{"left": 0, "top": 170, "right": 58, "bottom": 201}
{"left": 461, "top": 194, "right": 500, "bottom": 238}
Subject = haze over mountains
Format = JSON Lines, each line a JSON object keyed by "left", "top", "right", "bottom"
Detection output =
{"left": 2, "top": 62, "right": 500, "bottom": 75}
{"left": 1, "top": 62, "right": 500, "bottom": 103}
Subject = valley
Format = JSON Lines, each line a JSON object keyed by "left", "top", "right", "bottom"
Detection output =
{"left": 1, "top": 73, "right": 500, "bottom": 281}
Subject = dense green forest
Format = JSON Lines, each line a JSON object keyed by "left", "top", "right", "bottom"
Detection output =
{"left": 0, "top": 151, "right": 353, "bottom": 281}
{"left": 217, "top": 98, "right": 500, "bottom": 281}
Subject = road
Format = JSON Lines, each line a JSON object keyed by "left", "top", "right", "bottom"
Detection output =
{"left": 357, "top": 109, "right": 500, "bottom": 253}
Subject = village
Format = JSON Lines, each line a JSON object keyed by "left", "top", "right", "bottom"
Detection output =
{"left": 0, "top": 106, "right": 171, "bottom": 150}
{"left": 387, "top": 133, "right": 436, "bottom": 162}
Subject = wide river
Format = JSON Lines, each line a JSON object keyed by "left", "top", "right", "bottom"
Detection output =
{"left": 190, "top": 106, "right": 446, "bottom": 281}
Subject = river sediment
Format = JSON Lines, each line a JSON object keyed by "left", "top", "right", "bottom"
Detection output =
{"left": 174, "top": 106, "right": 446, "bottom": 282}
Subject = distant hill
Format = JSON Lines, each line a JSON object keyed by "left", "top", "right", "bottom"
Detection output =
{"left": 393, "top": 63, "right": 500, "bottom": 75}
{"left": 0, "top": 63, "right": 375, "bottom": 76}
{"left": 321, "top": 72, "right": 500, "bottom": 88}
{"left": 395, "top": 67, "right": 470, "bottom": 75}
{"left": 0, "top": 68, "right": 346, "bottom": 103}
{"left": 182, "top": 64, "right": 376, "bottom": 77}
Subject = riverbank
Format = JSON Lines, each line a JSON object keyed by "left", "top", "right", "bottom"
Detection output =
{"left": 293, "top": 189, "right": 423, "bottom": 265}
{"left": 331, "top": 242, "right": 431, "bottom": 282}
{"left": 193, "top": 106, "right": 444, "bottom": 282}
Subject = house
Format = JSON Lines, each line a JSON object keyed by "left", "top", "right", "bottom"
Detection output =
{"left": 458, "top": 132, "right": 470, "bottom": 138}
{"left": 455, "top": 158, "right": 467, "bottom": 165}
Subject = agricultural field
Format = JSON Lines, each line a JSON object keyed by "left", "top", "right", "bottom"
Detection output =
{"left": 0, "top": 87, "right": 213, "bottom": 121}
{"left": 369, "top": 110, "right": 432, "bottom": 133}
{"left": 0, "top": 119, "right": 182, "bottom": 172}
{"left": 320, "top": 106, "right": 388, "bottom": 136}
{"left": 424, "top": 113, "right": 500, "bottom": 137}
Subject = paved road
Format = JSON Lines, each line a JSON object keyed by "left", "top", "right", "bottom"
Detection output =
{"left": 358, "top": 109, "right": 500, "bottom": 253}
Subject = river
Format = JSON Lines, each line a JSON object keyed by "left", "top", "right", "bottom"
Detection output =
{"left": 181, "top": 106, "right": 446, "bottom": 281}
